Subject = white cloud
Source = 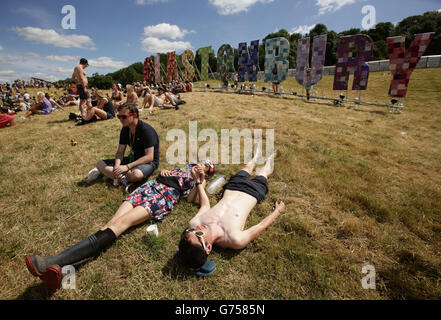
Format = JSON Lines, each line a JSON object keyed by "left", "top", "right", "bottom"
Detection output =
{"left": 136, "top": 0, "right": 168, "bottom": 4}
{"left": 0, "top": 70, "right": 15, "bottom": 76}
{"left": 315, "top": 0, "right": 360, "bottom": 16}
{"left": 291, "top": 24, "right": 317, "bottom": 35}
{"left": 0, "top": 45, "right": 3, "bottom": 51}
{"left": 24, "top": 52, "right": 40, "bottom": 58}
{"left": 88, "top": 57, "right": 127, "bottom": 69}
{"left": 46, "top": 55, "right": 79, "bottom": 62}
{"left": 438, "top": 9, "right": 441, "bottom": 12}
{"left": 143, "top": 23, "right": 195, "bottom": 40}
{"left": 12, "top": 27, "right": 96, "bottom": 50}
{"left": 141, "top": 37, "right": 193, "bottom": 53}
{"left": 209, "top": 0, "right": 274, "bottom": 15}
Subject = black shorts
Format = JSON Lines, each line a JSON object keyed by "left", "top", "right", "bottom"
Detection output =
{"left": 223, "top": 170, "right": 269, "bottom": 204}
{"left": 77, "top": 85, "right": 91, "bottom": 100}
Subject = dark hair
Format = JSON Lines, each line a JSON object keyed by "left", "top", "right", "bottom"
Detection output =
{"left": 178, "top": 231, "right": 208, "bottom": 269}
{"left": 80, "top": 58, "right": 88, "bottom": 65}
{"left": 118, "top": 103, "right": 139, "bottom": 118}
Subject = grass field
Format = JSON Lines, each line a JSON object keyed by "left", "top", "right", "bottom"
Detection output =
{"left": 1, "top": 68, "right": 440, "bottom": 300}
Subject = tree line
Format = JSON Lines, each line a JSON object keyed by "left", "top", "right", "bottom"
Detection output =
{"left": 55, "top": 10, "right": 441, "bottom": 89}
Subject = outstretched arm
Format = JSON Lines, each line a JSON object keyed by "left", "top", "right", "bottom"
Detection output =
{"left": 231, "top": 201, "right": 286, "bottom": 250}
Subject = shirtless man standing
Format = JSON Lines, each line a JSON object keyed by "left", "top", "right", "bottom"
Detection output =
{"left": 178, "top": 148, "right": 285, "bottom": 271}
{"left": 72, "top": 58, "right": 92, "bottom": 118}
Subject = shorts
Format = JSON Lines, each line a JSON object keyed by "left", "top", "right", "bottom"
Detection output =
{"left": 106, "top": 112, "right": 114, "bottom": 119}
{"left": 154, "top": 96, "right": 163, "bottom": 108}
{"left": 223, "top": 170, "right": 269, "bottom": 204}
{"left": 41, "top": 108, "right": 52, "bottom": 115}
{"left": 103, "top": 157, "right": 157, "bottom": 179}
{"left": 77, "top": 85, "right": 91, "bottom": 100}
{"left": 124, "top": 179, "right": 181, "bottom": 222}
{"left": 305, "top": 86, "right": 313, "bottom": 90}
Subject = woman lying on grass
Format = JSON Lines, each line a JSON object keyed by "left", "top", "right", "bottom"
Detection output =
{"left": 25, "top": 160, "right": 215, "bottom": 292}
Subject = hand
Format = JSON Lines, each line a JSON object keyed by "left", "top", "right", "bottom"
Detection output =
{"left": 113, "top": 165, "right": 128, "bottom": 179}
{"left": 197, "top": 166, "right": 206, "bottom": 182}
{"left": 161, "top": 170, "right": 172, "bottom": 177}
{"left": 274, "top": 201, "right": 286, "bottom": 214}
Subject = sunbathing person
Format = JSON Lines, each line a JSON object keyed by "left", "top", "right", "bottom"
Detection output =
{"left": 111, "top": 83, "right": 124, "bottom": 108}
{"left": 126, "top": 85, "right": 139, "bottom": 106}
{"left": 178, "top": 148, "right": 285, "bottom": 273}
{"left": 145, "top": 86, "right": 181, "bottom": 114}
{"left": 25, "top": 160, "right": 215, "bottom": 292}
{"left": 25, "top": 92, "right": 53, "bottom": 118}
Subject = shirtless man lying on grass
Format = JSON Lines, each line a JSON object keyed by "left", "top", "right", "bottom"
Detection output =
{"left": 178, "top": 148, "right": 285, "bottom": 273}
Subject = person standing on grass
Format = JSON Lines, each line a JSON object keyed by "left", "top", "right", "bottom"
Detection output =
{"left": 178, "top": 148, "right": 286, "bottom": 273}
{"left": 72, "top": 58, "right": 92, "bottom": 119}
{"left": 25, "top": 161, "right": 214, "bottom": 292}
{"left": 91, "top": 103, "right": 159, "bottom": 190}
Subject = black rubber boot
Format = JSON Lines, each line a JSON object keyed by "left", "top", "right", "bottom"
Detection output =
{"left": 25, "top": 228, "right": 117, "bottom": 276}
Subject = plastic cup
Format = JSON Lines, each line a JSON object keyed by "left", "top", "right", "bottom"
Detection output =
{"left": 146, "top": 224, "right": 159, "bottom": 237}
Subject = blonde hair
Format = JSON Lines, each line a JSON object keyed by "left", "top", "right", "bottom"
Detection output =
{"left": 37, "top": 92, "right": 45, "bottom": 101}
{"left": 126, "top": 85, "right": 134, "bottom": 94}
{"left": 91, "top": 88, "right": 105, "bottom": 100}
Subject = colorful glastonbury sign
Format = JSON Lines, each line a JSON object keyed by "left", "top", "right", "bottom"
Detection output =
{"left": 264, "top": 37, "right": 290, "bottom": 83}
{"left": 144, "top": 31, "right": 434, "bottom": 100}
{"left": 388, "top": 32, "right": 435, "bottom": 98}
{"left": 333, "top": 34, "right": 374, "bottom": 91}
{"left": 238, "top": 40, "right": 259, "bottom": 82}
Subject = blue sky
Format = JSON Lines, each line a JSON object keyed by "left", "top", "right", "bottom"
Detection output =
{"left": 0, "top": 0, "right": 440, "bottom": 83}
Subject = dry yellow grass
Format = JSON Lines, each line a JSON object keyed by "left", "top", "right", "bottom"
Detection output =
{"left": 0, "top": 68, "right": 440, "bottom": 300}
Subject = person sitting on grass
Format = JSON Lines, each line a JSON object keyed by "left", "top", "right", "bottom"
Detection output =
{"left": 45, "top": 93, "right": 65, "bottom": 112}
{"left": 126, "top": 85, "right": 139, "bottom": 106}
{"left": 25, "top": 160, "right": 215, "bottom": 292}
{"left": 144, "top": 86, "right": 183, "bottom": 114}
{"left": 178, "top": 148, "right": 285, "bottom": 274}
{"left": 111, "top": 83, "right": 124, "bottom": 109}
{"left": 0, "top": 106, "right": 15, "bottom": 128}
{"left": 25, "top": 92, "right": 52, "bottom": 118}
{"left": 77, "top": 90, "right": 115, "bottom": 125}
{"left": 92, "top": 103, "right": 159, "bottom": 190}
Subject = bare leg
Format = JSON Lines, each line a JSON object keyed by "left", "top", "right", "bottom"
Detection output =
{"left": 106, "top": 206, "right": 151, "bottom": 237}
{"left": 125, "top": 169, "right": 144, "bottom": 183}
{"left": 97, "top": 160, "right": 116, "bottom": 179}
{"left": 101, "top": 201, "right": 134, "bottom": 231}
{"left": 242, "top": 143, "right": 261, "bottom": 175}
{"left": 256, "top": 149, "right": 281, "bottom": 179}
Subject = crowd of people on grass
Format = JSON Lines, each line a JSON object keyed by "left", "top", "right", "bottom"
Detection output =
{"left": 4, "top": 58, "right": 286, "bottom": 292}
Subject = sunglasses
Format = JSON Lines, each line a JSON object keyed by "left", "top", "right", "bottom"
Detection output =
{"left": 117, "top": 113, "right": 136, "bottom": 120}
{"left": 185, "top": 228, "right": 206, "bottom": 251}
